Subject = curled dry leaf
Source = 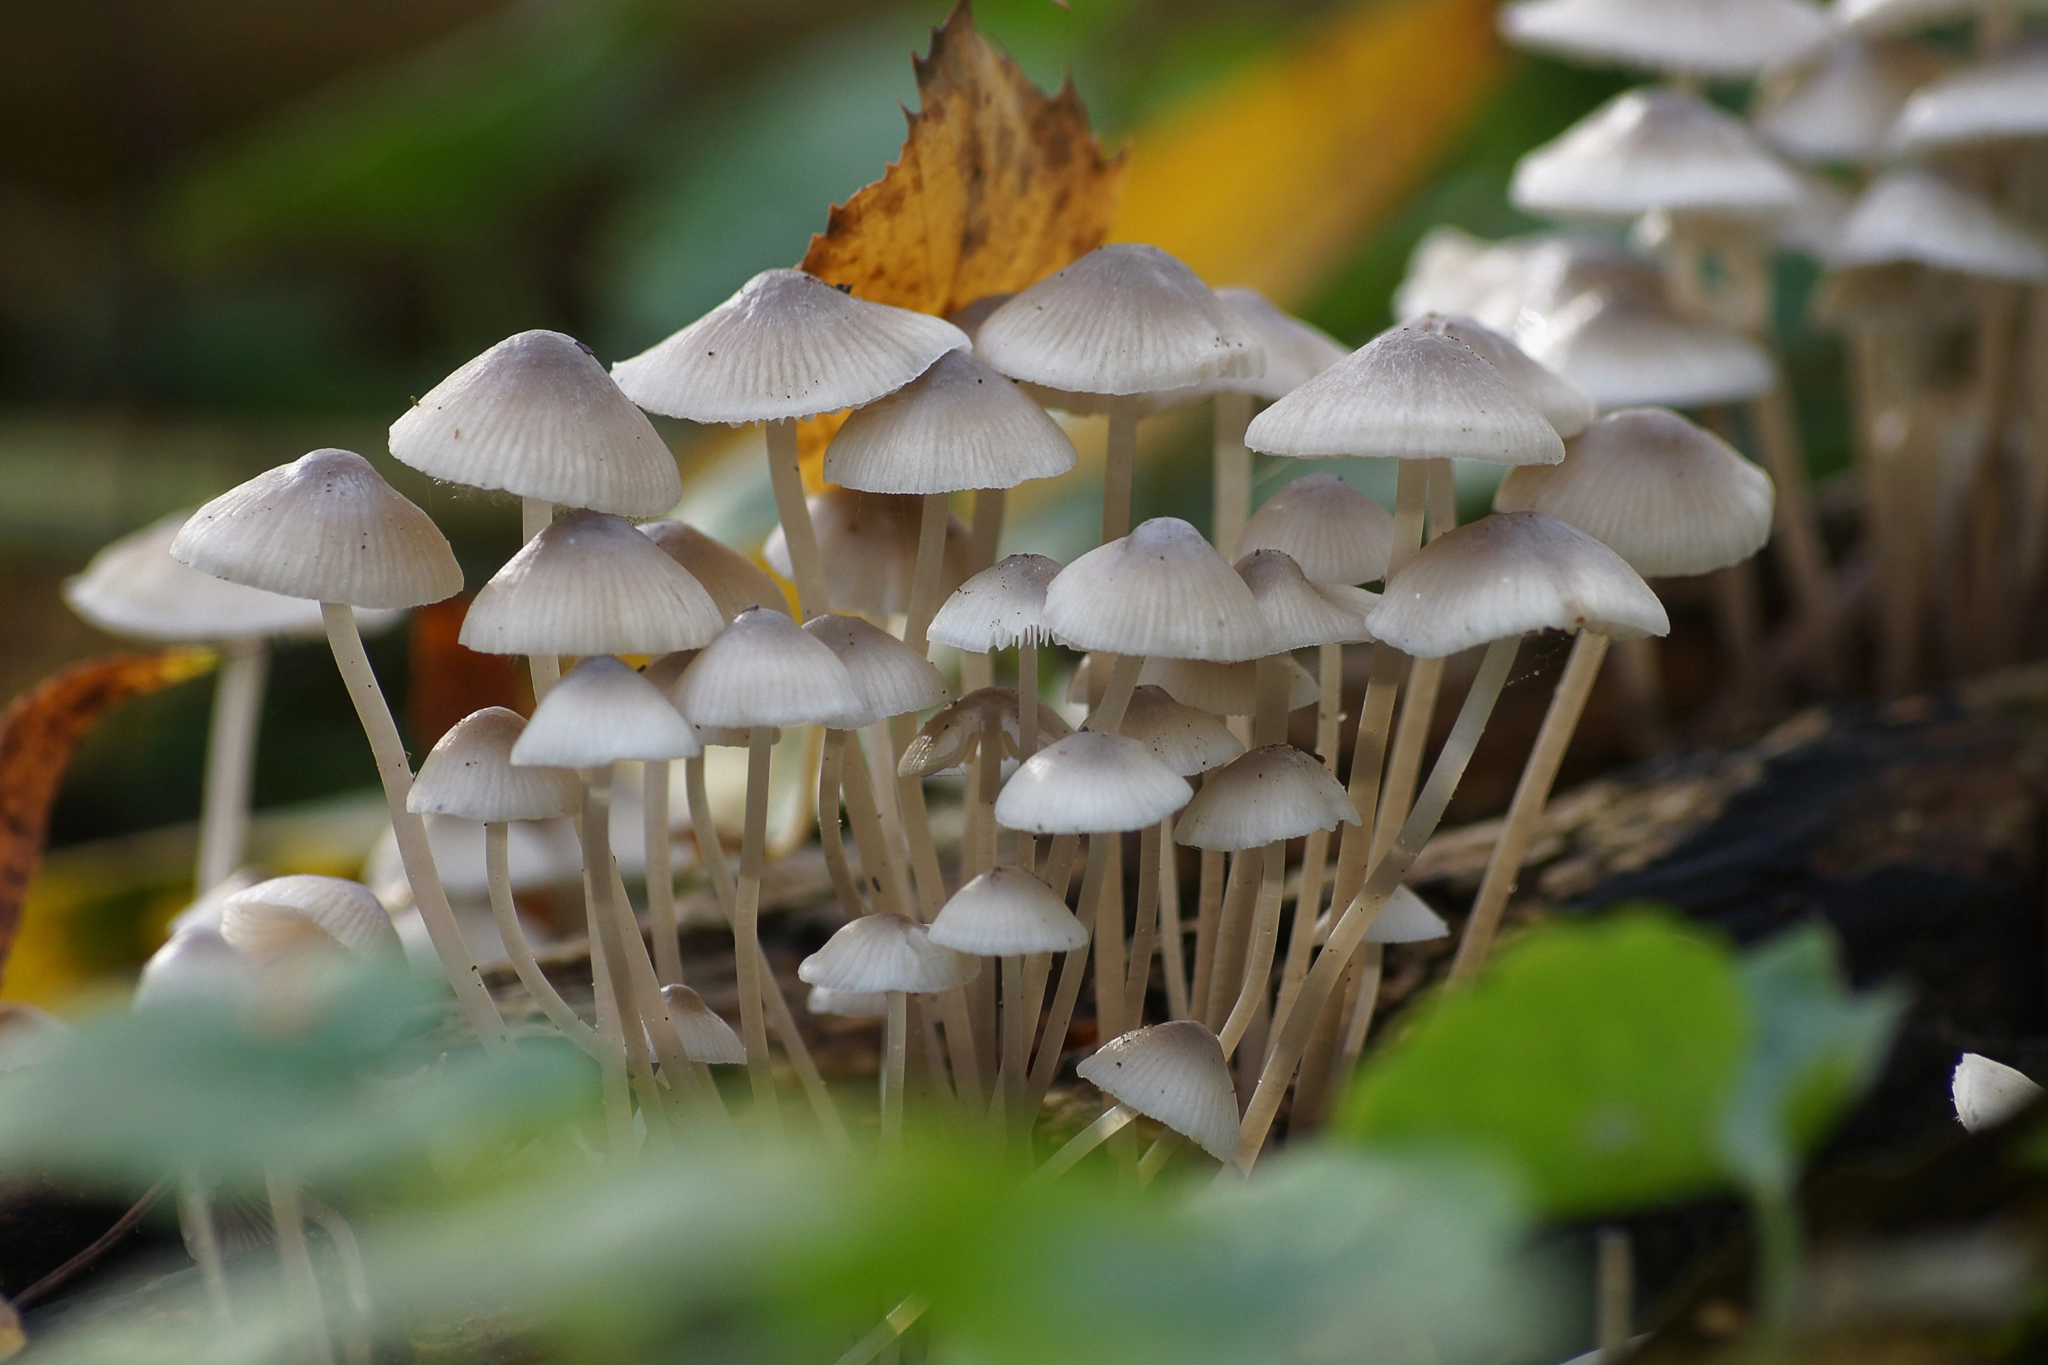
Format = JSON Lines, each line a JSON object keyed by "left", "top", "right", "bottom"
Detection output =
{"left": 0, "top": 648, "right": 216, "bottom": 984}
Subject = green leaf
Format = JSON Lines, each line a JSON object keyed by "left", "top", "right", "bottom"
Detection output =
{"left": 1337, "top": 911, "right": 1751, "bottom": 1217}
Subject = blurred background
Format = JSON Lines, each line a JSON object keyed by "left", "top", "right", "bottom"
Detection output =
{"left": 0, "top": 0, "right": 1840, "bottom": 999}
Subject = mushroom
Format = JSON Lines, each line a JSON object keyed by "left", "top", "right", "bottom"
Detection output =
{"left": 1953, "top": 1053, "right": 2041, "bottom": 1132}
{"left": 218, "top": 875, "right": 402, "bottom": 978}
{"left": 1497, "top": 0, "right": 1829, "bottom": 79}
{"left": 928, "top": 552, "right": 1061, "bottom": 766}
{"left": 1037, "top": 1020, "right": 1241, "bottom": 1182}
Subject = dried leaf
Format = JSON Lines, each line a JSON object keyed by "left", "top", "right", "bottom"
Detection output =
{"left": 408, "top": 596, "right": 531, "bottom": 750}
{"left": 0, "top": 649, "right": 216, "bottom": 985}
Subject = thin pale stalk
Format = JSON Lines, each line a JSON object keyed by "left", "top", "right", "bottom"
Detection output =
{"left": 1218, "top": 840, "right": 1288, "bottom": 1057}
{"left": 320, "top": 603, "right": 502, "bottom": 1046}
{"left": 178, "top": 1179, "right": 232, "bottom": 1325}
{"left": 301, "top": 1199, "right": 372, "bottom": 1365}
{"left": 1253, "top": 654, "right": 1290, "bottom": 746}
{"left": 1204, "top": 850, "right": 1260, "bottom": 1030}
{"left": 1102, "top": 397, "right": 1138, "bottom": 544}
{"left": 1158, "top": 815, "right": 1189, "bottom": 1020}
{"left": 197, "top": 637, "right": 265, "bottom": 891}
{"left": 1235, "top": 636, "right": 1521, "bottom": 1170}
{"left": 1374, "top": 654, "right": 1444, "bottom": 862}
{"left": 973, "top": 730, "right": 1003, "bottom": 876}
{"left": 1087, "top": 652, "right": 1144, "bottom": 734}
{"left": 833, "top": 1297, "right": 929, "bottom": 1365}
{"left": 971, "top": 486, "right": 1006, "bottom": 572}
{"left": 485, "top": 822, "right": 602, "bottom": 1059}
{"left": 643, "top": 760, "right": 684, "bottom": 984}
{"left": 1450, "top": 632, "right": 1610, "bottom": 984}
{"left": 265, "top": 1170, "right": 337, "bottom": 1365}
{"left": 1026, "top": 837, "right": 1111, "bottom": 1111}
{"left": 903, "top": 491, "right": 950, "bottom": 657}
{"left": 883, "top": 991, "right": 908, "bottom": 1155}
{"left": 733, "top": 731, "right": 781, "bottom": 1128}
{"left": 1088, "top": 832, "right": 1128, "bottom": 1045}
{"left": 1326, "top": 643, "right": 1403, "bottom": 918}
{"left": 1598, "top": 1226, "right": 1634, "bottom": 1365}
{"left": 581, "top": 773, "right": 666, "bottom": 1134}
{"left": 837, "top": 730, "right": 911, "bottom": 918}
{"left": 817, "top": 734, "right": 867, "bottom": 918}
{"left": 1749, "top": 384, "right": 1840, "bottom": 690}
{"left": 603, "top": 850, "right": 722, "bottom": 1131}
{"left": 1211, "top": 390, "right": 1253, "bottom": 559}
{"left": 1287, "top": 951, "right": 1356, "bottom": 1131}
{"left": 1273, "top": 825, "right": 1335, "bottom": 1038}
{"left": 1190, "top": 847, "right": 1225, "bottom": 1020}
{"left": 1000, "top": 954, "right": 1028, "bottom": 1122}
{"left": 1137, "top": 1130, "right": 1183, "bottom": 1185}
{"left": 765, "top": 420, "right": 829, "bottom": 618}
{"left": 1018, "top": 641, "right": 1041, "bottom": 758}
{"left": 888, "top": 717, "right": 984, "bottom": 1109}
{"left": 1029, "top": 1104, "right": 1136, "bottom": 1186}
{"left": 522, "top": 497, "right": 562, "bottom": 699}
{"left": 1124, "top": 821, "right": 1161, "bottom": 1026}
{"left": 584, "top": 880, "right": 634, "bottom": 1149}
{"left": 1326, "top": 942, "right": 1386, "bottom": 1118}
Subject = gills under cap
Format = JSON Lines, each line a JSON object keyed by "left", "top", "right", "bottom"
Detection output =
{"left": 1495, "top": 408, "right": 1775, "bottom": 577}
{"left": 763, "top": 488, "right": 971, "bottom": 617}
{"left": 1044, "top": 517, "right": 1273, "bottom": 662}
{"left": 1519, "top": 292, "right": 1775, "bottom": 409}
{"left": 1408, "top": 314, "right": 1596, "bottom": 439}
{"left": 637, "top": 520, "right": 785, "bottom": 621}
{"left": 512, "top": 655, "right": 702, "bottom": 767}
{"left": 408, "top": 707, "right": 584, "bottom": 823}
{"left": 390, "top": 329, "right": 680, "bottom": 517}
{"left": 1173, "top": 745, "right": 1359, "bottom": 851}
{"left": 1118, "top": 686, "right": 1245, "bottom": 776}
{"left": 1827, "top": 169, "right": 2048, "bottom": 282}
{"left": 462, "top": 510, "right": 726, "bottom": 657}
{"left": 927, "top": 553, "right": 1060, "bottom": 653}
{"left": 609, "top": 269, "right": 968, "bottom": 425}
{"left": 928, "top": 866, "right": 1090, "bottom": 957}
{"left": 1498, "top": 0, "right": 1829, "bottom": 77}
{"left": 797, "top": 914, "right": 981, "bottom": 995}
{"left": 802, "top": 614, "right": 949, "bottom": 729}
{"left": 669, "top": 606, "right": 862, "bottom": 730}
{"left": 1237, "top": 475, "right": 1395, "bottom": 586}
{"left": 1367, "top": 511, "right": 1669, "bottom": 657}
{"left": 220, "top": 875, "right": 402, "bottom": 970}
{"left": 806, "top": 986, "right": 888, "bottom": 1018}
{"left": 658, "top": 984, "right": 747, "bottom": 1066}
{"left": 1236, "top": 550, "right": 1377, "bottom": 652}
{"left": 1075, "top": 1020, "right": 1241, "bottom": 1161}
{"left": 172, "top": 449, "right": 463, "bottom": 610}
{"left": 974, "top": 244, "right": 1262, "bottom": 396}
{"left": 67, "top": 510, "right": 332, "bottom": 642}
{"left": 823, "top": 348, "right": 1076, "bottom": 494}
{"left": 1067, "top": 653, "right": 1319, "bottom": 717}
{"left": 993, "top": 730, "right": 1193, "bottom": 835}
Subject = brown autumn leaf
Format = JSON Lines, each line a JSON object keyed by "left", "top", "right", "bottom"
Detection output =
{"left": 0, "top": 648, "right": 216, "bottom": 985}
{"left": 408, "top": 595, "right": 531, "bottom": 750}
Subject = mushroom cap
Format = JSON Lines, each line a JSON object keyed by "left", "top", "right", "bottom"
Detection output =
{"left": 1069, "top": 653, "right": 1319, "bottom": 717}
{"left": 66, "top": 511, "right": 335, "bottom": 642}
{"left": 822, "top": 349, "right": 1077, "bottom": 494}
{"left": 805, "top": 986, "right": 889, "bottom": 1018}
{"left": 1075, "top": 1020, "right": 1240, "bottom": 1161}
{"left": 1236, "top": 549, "right": 1377, "bottom": 651}
{"left": 1831, "top": 0, "right": 2005, "bottom": 39}
{"left": 1119, "top": 686, "right": 1246, "bottom": 776}
{"left": 512, "top": 656, "right": 702, "bottom": 767}
{"left": 929, "top": 866, "right": 1090, "bottom": 957}
{"left": 669, "top": 606, "right": 862, "bottom": 729}
{"left": 1498, "top": 0, "right": 1829, "bottom": 77}
{"left": 389, "top": 329, "right": 680, "bottom": 517}
{"left": 1494, "top": 408, "right": 1776, "bottom": 577}
{"left": 609, "top": 269, "right": 968, "bottom": 425}
{"left": 802, "top": 613, "right": 949, "bottom": 729}
{"left": 1953, "top": 1052, "right": 2041, "bottom": 1133}
{"left": 927, "top": 553, "right": 1060, "bottom": 652}
{"left": 993, "top": 730, "right": 1193, "bottom": 834}
{"left": 1173, "top": 744, "right": 1360, "bottom": 851}
{"left": 220, "top": 875, "right": 402, "bottom": 969}
{"left": 461, "top": 510, "right": 726, "bottom": 657}
{"left": 1366, "top": 511, "right": 1669, "bottom": 657}
{"left": 1138, "top": 289, "right": 1350, "bottom": 407}
{"left": 637, "top": 520, "right": 785, "bottom": 621}
{"left": 657, "top": 984, "right": 747, "bottom": 1066}
{"left": 1366, "top": 885, "right": 1452, "bottom": 943}
{"left": 171, "top": 449, "right": 462, "bottom": 610}
{"left": 409, "top": 707, "right": 584, "bottom": 822}
{"left": 134, "top": 930, "right": 255, "bottom": 1011}
{"left": 1511, "top": 88, "right": 1803, "bottom": 222}
{"left": 1394, "top": 227, "right": 1550, "bottom": 332}
{"left": 1520, "top": 293, "right": 1776, "bottom": 409}
{"left": 763, "top": 488, "right": 971, "bottom": 617}
{"left": 1044, "top": 517, "right": 1273, "bottom": 662}
{"left": 797, "top": 913, "right": 981, "bottom": 994}
{"left": 1407, "top": 314, "right": 1596, "bottom": 439}
{"left": 1237, "top": 474, "right": 1396, "bottom": 586}
{"left": 1755, "top": 40, "right": 1945, "bottom": 165}
{"left": 1246, "top": 326, "right": 1565, "bottom": 467}
{"left": 1890, "top": 44, "right": 2048, "bottom": 154}
{"left": 1827, "top": 169, "right": 2048, "bottom": 282}
{"left": 898, "top": 687, "right": 1074, "bottom": 777}
{"left": 975, "top": 243, "right": 1263, "bottom": 396}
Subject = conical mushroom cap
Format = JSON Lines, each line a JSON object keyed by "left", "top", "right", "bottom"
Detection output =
{"left": 66, "top": 511, "right": 340, "bottom": 642}
{"left": 898, "top": 688, "right": 1074, "bottom": 777}
{"left": 669, "top": 606, "right": 862, "bottom": 729}
{"left": 172, "top": 449, "right": 462, "bottom": 609}
{"left": 929, "top": 866, "right": 1090, "bottom": 957}
{"left": 993, "top": 730, "right": 1193, "bottom": 835}
{"left": 638, "top": 520, "right": 785, "bottom": 620}
{"left": 763, "top": 488, "right": 971, "bottom": 616}
{"left": 1827, "top": 169, "right": 2048, "bottom": 282}
{"left": 658, "top": 984, "right": 747, "bottom": 1065}
{"left": 461, "top": 511, "right": 725, "bottom": 657}
{"left": 1832, "top": 0, "right": 2007, "bottom": 40}
{"left": 823, "top": 349, "right": 1077, "bottom": 494}
{"left": 1236, "top": 550, "right": 1376, "bottom": 651}
{"left": 512, "top": 656, "right": 701, "bottom": 766}
{"left": 1367, "top": 511, "right": 1669, "bottom": 657}
{"left": 1756, "top": 41, "right": 1944, "bottom": 165}
{"left": 1499, "top": 0, "right": 1829, "bottom": 77}
{"left": 1069, "top": 653, "right": 1319, "bottom": 717}
{"left": 134, "top": 930, "right": 254, "bottom": 1011}
{"left": 1394, "top": 227, "right": 1554, "bottom": 332}
{"left": 975, "top": 244, "right": 1262, "bottom": 396}
{"left": 797, "top": 913, "right": 980, "bottom": 994}
{"left": 1119, "top": 686, "right": 1245, "bottom": 776}
{"left": 1954, "top": 1052, "right": 2041, "bottom": 1133}
{"left": 1245, "top": 327, "right": 1565, "bottom": 467}
{"left": 1495, "top": 408, "right": 1775, "bottom": 577}
{"left": 1044, "top": 518, "right": 1273, "bottom": 662}
{"left": 1511, "top": 89, "right": 1802, "bottom": 222}
{"left": 1075, "top": 1020, "right": 1240, "bottom": 1161}
{"left": 220, "top": 875, "right": 402, "bottom": 969}
{"left": 1237, "top": 475, "right": 1396, "bottom": 585}
{"left": 927, "top": 553, "right": 1060, "bottom": 652}
{"left": 1173, "top": 745, "right": 1359, "bottom": 851}
{"left": 409, "top": 707, "right": 583, "bottom": 822}
{"left": 1408, "top": 314, "right": 1595, "bottom": 439}
{"left": 1141, "top": 289, "right": 1349, "bottom": 407}
{"left": 803, "top": 614, "right": 949, "bottom": 729}
{"left": 1521, "top": 294, "right": 1775, "bottom": 409}
{"left": 806, "top": 986, "right": 889, "bottom": 1018}
{"left": 610, "top": 269, "right": 968, "bottom": 424}
{"left": 1890, "top": 44, "right": 2048, "bottom": 154}
{"left": 389, "top": 329, "right": 680, "bottom": 517}
{"left": 1365, "top": 885, "right": 1451, "bottom": 943}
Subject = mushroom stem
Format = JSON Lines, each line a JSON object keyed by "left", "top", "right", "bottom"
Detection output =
{"left": 1157, "top": 815, "right": 1189, "bottom": 1021}
{"left": 1287, "top": 950, "right": 1357, "bottom": 1131}
{"left": 1598, "top": 1226, "right": 1634, "bottom": 1365}
{"left": 1253, "top": 655, "right": 1290, "bottom": 747}
{"left": 604, "top": 851, "right": 726, "bottom": 1130}
{"left": 1124, "top": 821, "right": 1162, "bottom": 1026}
{"left": 1450, "top": 631, "right": 1610, "bottom": 984}
{"left": 1211, "top": 390, "right": 1254, "bottom": 559}
{"left": 1273, "top": 827, "right": 1323, "bottom": 1039}
{"left": 580, "top": 771, "right": 666, "bottom": 1134}
{"left": 1749, "top": 384, "right": 1840, "bottom": 691}
{"left": 903, "top": 491, "right": 951, "bottom": 657}
{"left": 973, "top": 729, "right": 1003, "bottom": 877}
{"left": 887, "top": 713, "right": 983, "bottom": 1109}
{"left": 1102, "top": 396, "right": 1139, "bottom": 543}
{"left": 1087, "top": 653, "right": 1144, "bottom": 734}
{"left": 1189, "top": 847, "right": 1226, "bottom": 1022}
{"left": 1000, "top": 953, "right": 1029, "bottom": 1123}
{"left": 1373, "top": 655, "right": 1444, "bottom": 860}
{"left": 1030, "top": 1103, "right": 1137, "bottom": 1185}
{"left": 971, "top": 486, "right": 1006, "bottom": 574}
{"left": 1026, "top": 870, "right": 1102, "bottom": 1111}
{"left": 837, "top": 732, "right": 913, "bottom": 919}
{"left": 1327, "top": 941, "right": 1386, "bottom": 1116}
{"left": 818, "top": 734, "right": 869, "bottom": 918}
{"left": 765, "top": 418, "right": 830, "bottom": 619}
{"left": 177, "top": 1178, "right": 232, "bottom": 1325}
{"left": 1018, "top": 642, "right": 1041, "bottom": 761}
{"left": 265, "top": 1169, "right": 338, "bottom": 1365}
{"left": 883, "top": 990, "right": 909, "bottom": 1155}
{"left": 1235, "top": 635, "right": 1521, "bottom": 1170}
{"left": 733, "top": 729, "right": 782, "bottom": 1128}
{"left": 520, "top": 498, "right": 563, "bottom": 700}
{"left": 196, "top": 637, "right": 266, "bottom": 892}
{"left": 1218, "top": 839, "right": 1289, "bottom": 1057}
{"left": 1204, "top": 849, "right": 1260, "bottom": 1030}
{"left": 319, "top": 602, "right": 503, "bottom": 1047}
{"left": 1137, "top": 1129, "right": 1183, "bottom": 1184}
{"left": 301, "top": 1198, "right": 373, "bottom": 1365}
{"left": 1084, "top": 831, "right": 1128, "bottom": 1048}
{"left": 484, "top": 822, "right": 604, "bottom": 1060}
{"left": 584, "top": 889, "right": 635, "bottom": 1149}
{"left": 643, "top": 760, "right": 684, "bottom": 984}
